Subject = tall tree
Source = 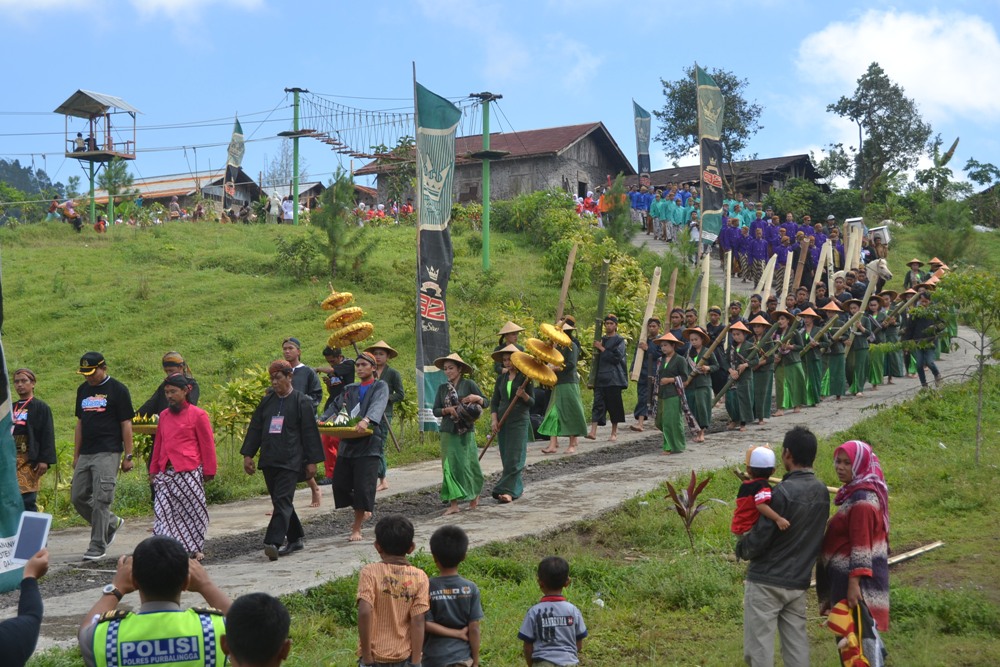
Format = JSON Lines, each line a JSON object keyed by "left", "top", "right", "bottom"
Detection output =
{"left": 97, "top": 157, "right": 135, "bottom": 222}
{"left": 262, "top": 139, "right": 309, "bottom": 192}
{"left": 653, "top": 66, "right": 763, "bottom": 184}
{"left": 915, "top": 135, "right": 970, "bottom": 206}
{"left": 826, "top": 62, "right": 932, "bottom": 201}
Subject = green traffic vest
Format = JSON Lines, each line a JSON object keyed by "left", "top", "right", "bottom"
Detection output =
{"left": 93, "top": 608, "right": 226, "bottom": 667}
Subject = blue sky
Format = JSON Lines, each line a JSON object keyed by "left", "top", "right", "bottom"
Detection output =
{"left": 2, "top": 0, "right": 999, "bottom": 192}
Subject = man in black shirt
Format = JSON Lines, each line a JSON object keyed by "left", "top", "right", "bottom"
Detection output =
{"left": 12, "top": 368, "right": 56, "bottom": 512}
{"left": 241, "top": 360, "right": 324, "bottom": 560}
{"left": 72, "top": 352, "right": 135, "bottom": 561}
{"left": 283, "top": 337, "right": 323, "bottom": 506}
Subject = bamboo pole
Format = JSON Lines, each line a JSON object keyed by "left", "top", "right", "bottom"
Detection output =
{"left": 631, "top": 267, "right": 663, "bottom": 382}
{"left": 808, "top": 240, "right": 831, "bottom": 303}
{"left": 587, "top": 260, "right": 611, "bottom": 389}
{"left": 699, "top": 253, "right": 711, "bottom": 327}
{"left": 744, "top": 255, "right": 776, "bottom": 319}
{"left": 887, "top": 541, "right": 944, "bottom": 565}
{"left": 555, "top": 243, "right": 579, "bottom": 322}
{"left": 663, "top": 267, "right": 679, "bottom": 321}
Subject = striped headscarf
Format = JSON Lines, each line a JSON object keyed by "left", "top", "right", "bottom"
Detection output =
{"left": 834, "top": 440, "right": 890, "bottom": 535}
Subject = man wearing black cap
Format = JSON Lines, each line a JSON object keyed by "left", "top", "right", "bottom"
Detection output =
{"left": 587, "top": 315, "right": 627, "bottom": 442}
{"left": 629, "top": 318, "right": 662, "bottom": 432}
{"left": 72, "top": 352, "right": 135, "bottom": 561}
{"left": 282, "top": 337, "right": 323, "bottom": 408}
{"left": 283, "top": 337, "right": 323, "bottom": 506}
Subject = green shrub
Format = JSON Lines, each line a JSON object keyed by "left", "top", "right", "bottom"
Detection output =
{"left": 892, "top": 586, "right": 1000, "bottom": 636}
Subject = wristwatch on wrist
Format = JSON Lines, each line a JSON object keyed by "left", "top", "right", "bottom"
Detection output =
{"left": 102, "top": 584, "right": 123, "bottom": 601}
{"left": 124, "top": 454, "right": 134, "bottom": 461}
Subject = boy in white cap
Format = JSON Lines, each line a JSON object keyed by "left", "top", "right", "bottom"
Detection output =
{"left": 731, "top": 446, "right": 790, "bottom": 535}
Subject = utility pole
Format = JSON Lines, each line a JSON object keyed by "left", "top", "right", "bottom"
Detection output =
{"left": 469, "top": 91, "right": 506, "bottom": 272}
{"left": 280, "top": 87, "right": 309, "bottom": 225}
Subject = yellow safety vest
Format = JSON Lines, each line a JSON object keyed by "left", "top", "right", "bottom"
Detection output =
{"left": 92, "top": 607, "right": 226, "bottom": 667}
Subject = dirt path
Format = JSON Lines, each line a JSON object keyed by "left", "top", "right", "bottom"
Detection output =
{"left": 6, "top": 232, "right": 983, "bottom": 651}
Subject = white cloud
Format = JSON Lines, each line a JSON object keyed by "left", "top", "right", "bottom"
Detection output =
{"left": 542, "top": 33, "right": 603, "bottom": 92}
{"left": 797, "top": 9, "right": 1000, "bottom": 125}
{"left": 129, "top": 0, "right": 263, "bottom": 19}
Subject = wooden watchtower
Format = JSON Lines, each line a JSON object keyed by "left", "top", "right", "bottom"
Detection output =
{"left": 54, "top": 90, "right": 140, "bottom": 223}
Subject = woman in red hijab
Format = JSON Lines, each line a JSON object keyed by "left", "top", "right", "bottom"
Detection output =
{"left": 818, "top": 440, "right": 891, "bottom": 633}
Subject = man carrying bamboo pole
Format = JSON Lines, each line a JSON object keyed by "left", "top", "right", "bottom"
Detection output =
{"left": 629, "top": 318, "right": 663, "bottom": 433}
{"left": 586, "top": 315, "right": 627, "bottom": 442}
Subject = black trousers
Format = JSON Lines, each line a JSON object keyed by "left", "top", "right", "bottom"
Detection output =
{"left": 332, "top": 455, "right": 380, "bottom": 512}
{"left": 592, "top": 386, "right": 625, "bottom": 425}
{"left": 262, "top": 467, "right": 303, "bottom": 546}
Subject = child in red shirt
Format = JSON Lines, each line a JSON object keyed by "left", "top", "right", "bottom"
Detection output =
{"left": 731, "top": 446, "right": 790, "bottom": 535}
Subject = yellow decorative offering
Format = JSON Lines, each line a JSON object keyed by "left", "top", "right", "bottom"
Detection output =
{"left": 327, "top": 321, "right": 374, "bottom": 348}
{"left": 524, "top": 338, "right": 564, "bottom": 368}
{"left": 539, "top": 322, "right": 572, "bottom": 348}
{"left": 511, "top": 351, "right": 558, "bottom": 387}
{"left": 321, "top": 291, "right": 354, "bottom": 310}
{"left": 324, "top": 306, "right": 365, "bottom": 329}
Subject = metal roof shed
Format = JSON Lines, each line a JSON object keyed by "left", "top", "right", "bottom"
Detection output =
{"left": 55, "top": 89, "right": 139, "bottom": 161}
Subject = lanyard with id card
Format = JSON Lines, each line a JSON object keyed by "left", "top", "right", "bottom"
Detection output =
{"left": 269, "top": 415, "right": 284, "bottom": 433}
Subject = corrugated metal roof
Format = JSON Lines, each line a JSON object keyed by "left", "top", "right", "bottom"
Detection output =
{"left": 266, "top": 182, "right": 324, "bottom": 198}
{"left": 92, "top": 168, "right": 265, "bottom": 204}
{"left": 355, "top": 122, "right": 635, "bottom": 177}
{"left": 626, "top": 154, "right": 817, "bottom": 188}
{"left": 54, "top": 90, "right": 141, "bottom": 118}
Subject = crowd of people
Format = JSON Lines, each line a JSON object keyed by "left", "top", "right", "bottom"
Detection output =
{"left": 1, "top": 213, "right": 937, "bottom": 664}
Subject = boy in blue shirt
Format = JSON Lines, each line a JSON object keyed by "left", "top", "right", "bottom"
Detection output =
{"left": 518, "top": 556, "right": 588, "bottom": 666}
{"left": 424, "top": 525, "right": 483, "bottom": 667}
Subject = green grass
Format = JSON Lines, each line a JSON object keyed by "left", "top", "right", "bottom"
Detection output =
{"left": 218, "top": 367, "right": 998, "bottom": 667}
{"left": 2, "top": 219, "right": 686, "bottom": 524}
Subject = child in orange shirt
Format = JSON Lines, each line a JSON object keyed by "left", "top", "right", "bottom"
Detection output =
{"left": 357, "top": 515, "right": 430, "bottom": 667}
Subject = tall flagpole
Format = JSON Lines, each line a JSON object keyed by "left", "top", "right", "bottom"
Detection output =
{"left": 694, "top": 63, "right": 703, "bottom": 246}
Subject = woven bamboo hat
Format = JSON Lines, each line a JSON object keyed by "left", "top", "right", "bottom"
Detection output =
{"left": 497, "top": 321, "right": 525, "bottom": 335}
{"left": 798, "top": 307, "right": 821, "bottom": 319}
{"left": 929, "top": 257, "right": 944, "bottom": 266}
{"left": 879, "top": 290, "right": 899, "bottom": 303}
{"left": 491, "top": 343, "right": 521, "bottom": 363}
{"left": 842, "top": 299, "right": 862, "bottom": 309}
{"left": 682, "top": 326, "right": 711, "bottom": 343}
{"left": 906, "top": 258, "right": 924, "bottom": 267}
{"left": 364, "top": 340, "right": 398, "bottom": 359}
{"left": 654, "top": 332, "right": 682, "bottom": 345}
{"left": 748, "top": 315, "right": 771, "bottom": 327}
{"left": 772, "top": 309, "right": 797, "bottom": 321}
{"left": 434, "top": 353, "right": 473, "bottom": 375}
{"left": 821, "top": 300, "right": 843, "bottom": 313}
{"left": 729, "top": 321, "right": 752, "bottom": 334}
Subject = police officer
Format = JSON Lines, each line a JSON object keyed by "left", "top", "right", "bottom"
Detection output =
{"left": 78, "top": 536, "right": 232, "bottom": 667}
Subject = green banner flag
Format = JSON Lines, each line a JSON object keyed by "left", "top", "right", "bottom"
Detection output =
{"left": 414, "top": 82, "right": 461, "bottom": 431}
{"left": 696, "top": 65, "right": 725, "bottom": 244}
{"left": 0, "top": 255, "right": 26, "bottom": 592}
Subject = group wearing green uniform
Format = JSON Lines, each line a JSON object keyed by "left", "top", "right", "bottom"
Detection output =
{"left": 683, "top": 328, "right": 718, "bottom": 437}
{"left": 799, "top": 311, "right": 829, "bottom": 405}
{"left": 538, "top": 329, "right": 588, "bottom": 443}
{"left": 432, "top": 355, "right": 486, "bottom": 510}
{"left": 749, "top": 319, "right": 775, "bottom": 423}
{"left": 656, "top": 334, "right": 688, "bottom": 453}
{"left": 774, "top": 312, "right": 810, "bottom": 411}
{"left": 724, "top": 325, "right": 756, "bottom": 428}
{"left": 489, "top": 344, "right": 533, "bottom": 502}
